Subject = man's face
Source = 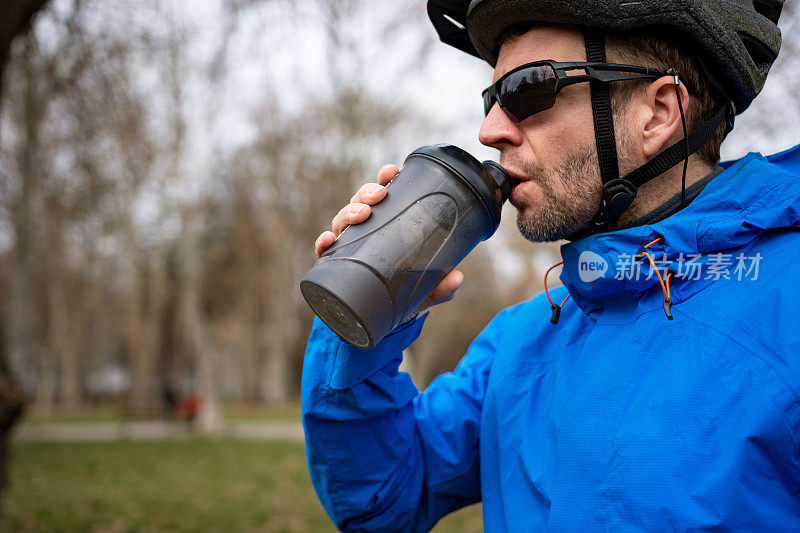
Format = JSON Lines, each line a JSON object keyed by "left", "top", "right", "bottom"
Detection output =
{"left": 478, "top": 25, "right": 607, "bottom": 242}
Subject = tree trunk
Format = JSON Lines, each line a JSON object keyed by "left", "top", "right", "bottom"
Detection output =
{"left": 0, "top": 372, "right": 24, "bottom": 513}
{"left": 0, "top": 0, "right": 49, "bottom": 101}
{"left": 238, "top": 264, "right": 262, "bottom": 402}
{"left": 49, "top": 276, "right": 81, "bottom": 410}
{"left": 145, "top": 247, "right": 169, "bottom": 414}
{"left": 262, "top": 318, "right": 290, "bottom": 403}
{"left": 0, "top": 303, "right": 24, "bottom": 514}
{"left": 0, "top": 1, "right": 52, "bottom": 512}
{"left": 261, "top": 218, "right": 295, "bottom": 404}
{"left": 179, "top": 209, "right": 223, "bottom": 434}
{"left": 124, "top": 223, "right": 158, "bottom": 417}
{"left": 9, "top": 33, "right": 39, "bottom": 396}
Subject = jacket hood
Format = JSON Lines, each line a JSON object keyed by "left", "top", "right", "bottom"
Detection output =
{"left": 558, "top": 144, "right": 800, "bottom": 320}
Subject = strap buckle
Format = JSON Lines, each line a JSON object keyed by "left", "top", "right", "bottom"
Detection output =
{"left": 592, "top": 179, "right": 638, "bottom": 230}
{"left": 603, "top": 178, "right": 638, "bottom": 217}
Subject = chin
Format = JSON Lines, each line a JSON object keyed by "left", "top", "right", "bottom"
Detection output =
{"left": 514, "top": 204, "right": 543, "bottom": 230}
{"left": 511, "top": 191, "right": 540, "bottom": 215}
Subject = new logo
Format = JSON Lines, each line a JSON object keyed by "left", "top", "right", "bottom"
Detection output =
{"left": 578, "top": 251, "right": 609, "bottom": 282}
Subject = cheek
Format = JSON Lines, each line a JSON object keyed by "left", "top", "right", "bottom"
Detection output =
{"left": 554, "top": 91, "right": 596, "bottom": 146}
{"left": 521, "top": 114, "right": 595, "bottom": 166}
{"left": 521, "top": 88, "right": 596, "bottom": 161}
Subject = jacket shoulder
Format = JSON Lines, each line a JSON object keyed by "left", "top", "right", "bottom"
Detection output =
{"left": 480, "top": 287, "right": 583, "bottom": 365}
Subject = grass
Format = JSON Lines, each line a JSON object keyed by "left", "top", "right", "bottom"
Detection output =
{"left": 22, "top": 401, "right": 304, "bottom": 425}
{"left": 1, "top": 439, "right": 483, "bottom": 532}
{"left": 222, "top": 401, "right": 302, "bottom": 422}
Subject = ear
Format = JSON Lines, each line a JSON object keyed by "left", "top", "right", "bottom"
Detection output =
{"left": 638, "top": 76, "right": 691, "bottom": 158}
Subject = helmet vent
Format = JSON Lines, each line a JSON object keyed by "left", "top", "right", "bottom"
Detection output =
{"left": 752, "top": 0, "right": 782, "bottom": 24}
{"left": 738, "top": 31, "right": 778, "bottom": 75}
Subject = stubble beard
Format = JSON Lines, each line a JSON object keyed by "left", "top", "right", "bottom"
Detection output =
{"left": 512, "top": 146, "right": 603, "bottom": 242}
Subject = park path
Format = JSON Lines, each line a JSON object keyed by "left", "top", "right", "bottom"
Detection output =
{"left": 13, "top": 420, "right": 304, "bottom": 442}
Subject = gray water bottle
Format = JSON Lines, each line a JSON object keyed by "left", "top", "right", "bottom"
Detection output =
{"left": 300, "top": 144, "right": 511, "bottom": 349}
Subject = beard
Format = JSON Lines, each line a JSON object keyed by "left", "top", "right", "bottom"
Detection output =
{"left": 510, "top": 128, "right": 635, "bottom": 242}
{"left": 510, "top": 145, "right": 602, "bottom": 242}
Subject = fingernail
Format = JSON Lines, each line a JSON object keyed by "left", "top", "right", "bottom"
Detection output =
{"left": 351, "top": 205, "right": 366, "bottom": 215}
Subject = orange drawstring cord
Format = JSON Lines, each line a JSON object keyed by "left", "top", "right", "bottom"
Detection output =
{"left": 544, "top": 261, "right": 571, "bottom": 324}
{"left": 642, "top": 237, "right": 662, "bottom": 250}
{"left": 638, "top": 236, "right": 674, "bottom": 320}
{"left": 547, "top": 235, "right": 674, "bottom": 324}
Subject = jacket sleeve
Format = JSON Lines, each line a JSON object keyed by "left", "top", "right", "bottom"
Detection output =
{"left": 301, "top": 311, "right": 500, "bottom": 532}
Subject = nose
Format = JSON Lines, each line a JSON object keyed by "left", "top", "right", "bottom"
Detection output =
{"left": 478, "top": 102, "right": 524, "bottom": 149}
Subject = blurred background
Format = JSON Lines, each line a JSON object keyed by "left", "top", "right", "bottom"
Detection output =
{"left": 0, "top": 0, "right": 796, "bottom": 531}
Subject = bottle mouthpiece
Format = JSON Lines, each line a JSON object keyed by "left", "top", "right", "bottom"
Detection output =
{"left": 483, "top": 160, "right": 511, "bottom": 202}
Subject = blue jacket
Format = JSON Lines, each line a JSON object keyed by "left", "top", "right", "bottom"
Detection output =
{"left": 302, "top": 144, "right": 800, "bottom": 532}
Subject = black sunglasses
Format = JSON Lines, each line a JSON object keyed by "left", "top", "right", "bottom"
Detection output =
{"left": 483, "top": 60, "right": 679, "bottom": 123}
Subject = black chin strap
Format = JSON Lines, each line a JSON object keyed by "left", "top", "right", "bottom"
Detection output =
{"left": 584, "top": 30, "right": 620, "bottom": 194}
{"left": 579, "top": 29, "right": 736, "bottom": 238}
{"left": 593, "top": 101, "right": 734, "bottom": 230}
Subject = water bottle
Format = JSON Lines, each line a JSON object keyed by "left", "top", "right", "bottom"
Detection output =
{"left": 300, "top": 144, "right": 511, "bottom": 349}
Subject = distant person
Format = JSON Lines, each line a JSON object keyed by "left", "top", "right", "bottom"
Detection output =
{"left": 162, "top": 383, "right": 178, "bottom": 417}
{"left": 303, "top": 0, "right": 800, "bottom": 530}
{"left": 177, "top": 394, "right": 202, "bottom": 421}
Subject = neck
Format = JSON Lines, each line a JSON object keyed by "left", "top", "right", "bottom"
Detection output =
{"left": 616, "top": 155, "right": 716, "bottom": 228}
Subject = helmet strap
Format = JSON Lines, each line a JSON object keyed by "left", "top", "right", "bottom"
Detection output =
{"left": 577, "top": 29, "right": 735, "bottom": 239}
{"left": 583, "top": 29, "right": 634, "bottom": 234}
{"left": 584, "top": 30, "right": 620, "bottom": 194}
{"left": 615, "top": 101, "right": 733, "bottom": 195}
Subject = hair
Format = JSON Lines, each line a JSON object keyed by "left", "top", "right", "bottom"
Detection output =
{"left": 498, "top": 23, "right": 727, "bottom": 165}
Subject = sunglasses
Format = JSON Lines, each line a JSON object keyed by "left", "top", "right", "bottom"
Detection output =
{"left": 482, "top": 60, "right": 673, "bottom": 123}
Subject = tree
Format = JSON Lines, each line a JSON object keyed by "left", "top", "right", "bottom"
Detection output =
{"left": 0, "top": 0, "right": 51, "bottom": 513}
{"left": 0, "top": 0, "right": 49, "bottom": 105}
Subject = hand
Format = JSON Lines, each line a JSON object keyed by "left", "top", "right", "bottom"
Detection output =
{"left": 313, "top": 164, "right": 464, "bottom": 316}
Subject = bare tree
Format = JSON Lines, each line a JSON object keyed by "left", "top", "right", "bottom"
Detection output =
{"left": 0, "top": 0, "right": 51, "bottom": 514}
{"left": 0, "top": 0, "right": 566, "bottom": 449}
{"left": 0, "top": 0, "right": 49, "bottom": 106}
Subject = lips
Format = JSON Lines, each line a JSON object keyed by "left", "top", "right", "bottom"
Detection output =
{"left": 500, "top": 165, "right": 532, "bottom": 204}
{"left": 505, "top": 170, "right": 526, "bottom": 190}
{"left": 503, "top": 168, "right": 530, "bottom": 183}
{"left": 509, "top": 178, "right": 529, "bottom": 204}
{"left": 508, "top": 170, "right": 546, "bottom": 208}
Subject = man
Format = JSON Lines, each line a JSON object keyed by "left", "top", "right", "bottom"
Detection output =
{"left": 303, "top": 1, "right": 798, "bottom": 531}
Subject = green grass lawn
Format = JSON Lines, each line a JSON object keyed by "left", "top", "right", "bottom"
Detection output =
{"left": 23, "top": 400, "right": 305, "bottom": 424}
{"left": 1, "top": 439, "right": 483, "bottom": 532}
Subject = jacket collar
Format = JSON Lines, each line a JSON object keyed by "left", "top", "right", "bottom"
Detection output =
{"left": 558, "top": 145, "right": 800, "bottom": 320}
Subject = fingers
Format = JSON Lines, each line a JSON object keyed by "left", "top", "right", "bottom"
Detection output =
{"left": 413, "top": 269, "right": 464, "bottom": 315}
{"left": 331, "top": 202, "right": 371, "bottom": 236}
{"left": 350, "top": 182, "right": 387, "bottom": 205}
{"left": 315, "top": 231, "right": 336, "bottom": 259}
{"left": 430, "top": 269, "right": 464, "bottom": 303}
{"left": 315, "top": 163, "right": 398, "bottom": 259}
{"left": 330, "top": 166, "right": 395, "bottom": 240}
{"left": 377, "top": 164, "right": 399, "bottom": 187}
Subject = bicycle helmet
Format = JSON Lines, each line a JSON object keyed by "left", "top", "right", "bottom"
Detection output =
{"left": 428, "top": 0, "right": 783, "bottom": 113}
{"left": 427, "top": 0, "right": 783, "bottom": 234}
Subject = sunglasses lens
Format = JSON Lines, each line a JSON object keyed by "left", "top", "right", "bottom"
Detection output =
{"left": 483, "top": 90, "right": 495, "bottom": 116}
{"left": 499, "top": 65, "right": 557, "bottom": 122}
